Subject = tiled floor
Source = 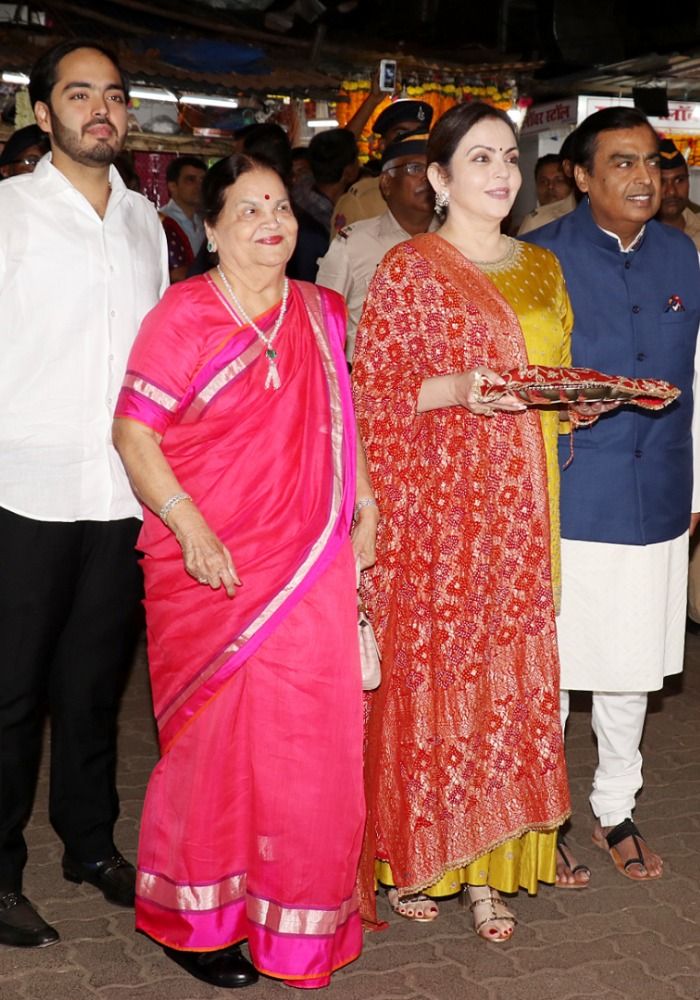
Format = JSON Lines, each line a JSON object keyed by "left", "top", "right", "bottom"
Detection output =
{"left": 4, "top": 635, "right": 700, "bottom": 999}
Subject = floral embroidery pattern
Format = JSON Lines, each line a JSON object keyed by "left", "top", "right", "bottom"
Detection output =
{"left": 353, "top": 235, "right": 570, "bottom": 916}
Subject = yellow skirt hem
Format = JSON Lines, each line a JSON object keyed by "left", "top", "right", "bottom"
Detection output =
{"left": 375, "top": 811, "right": 570, "bottom": 897}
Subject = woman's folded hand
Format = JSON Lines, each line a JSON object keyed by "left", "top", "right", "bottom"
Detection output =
{"left": 170, "top": 503, "right": 241, "bottom": 598}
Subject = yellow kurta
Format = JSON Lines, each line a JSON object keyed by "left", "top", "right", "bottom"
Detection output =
{"left": 377, "top": 239, "right": 573, "bottom": 898}
{"left": 487, "top": 241, "right": 573, "bottom": 609}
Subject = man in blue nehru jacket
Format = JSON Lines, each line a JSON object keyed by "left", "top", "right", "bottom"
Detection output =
{"left": 526, "top": 107, "right": 700, "bottom": 886}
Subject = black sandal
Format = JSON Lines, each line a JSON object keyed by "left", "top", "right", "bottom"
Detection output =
{"left": 555, "top": 836, "right": 591, "bottom": 889}
{"left": 592, "top": 818, "right": 662, "bottom": 881}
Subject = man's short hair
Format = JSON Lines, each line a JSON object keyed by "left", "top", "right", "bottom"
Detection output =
{"left": 241, "top": 124, "right": 292, "bottom": 186}
{"left": 309, "top": 128, "right": 357, "bottom": 186}
{"left": 0, "top": 124, "right": 49, "bottom": 169}
{"left": 559, "top": 129, "right": 577, "bottom": 164}
{"left": 534, "top": 154, "right": 561, "bottom": 178}
{"left": 166, "top": 155, "right": 208, "bottom": 185}
{"left": 574, "top": 107, "right": 654, "bottom": 173}
{"left": 29, "top": 39, "right": 129, "bottom": 107}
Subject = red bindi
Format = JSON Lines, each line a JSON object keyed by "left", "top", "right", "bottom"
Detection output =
{"left": 264, "top": 194, "right": 270, "bottom": 200}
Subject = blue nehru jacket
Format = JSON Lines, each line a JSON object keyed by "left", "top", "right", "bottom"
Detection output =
{"left": 525, "top": 198, "right": 700, "bottom": 545}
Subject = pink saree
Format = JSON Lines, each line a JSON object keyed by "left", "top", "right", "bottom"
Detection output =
{"left": 115, "top": 275, "right": 364, "bottom": 987}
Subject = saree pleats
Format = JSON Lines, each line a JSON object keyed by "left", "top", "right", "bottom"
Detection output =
{"left": 136, "top": 541, "right": 365, "bottom": 981}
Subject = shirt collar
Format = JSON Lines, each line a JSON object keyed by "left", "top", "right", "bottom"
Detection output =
{"left": 576, "top": 197, "right": 646, "bottom": 254}
{"left": 382, "top": 208, "right": 441, "bottom": 238}
{"left": 32, "top": 152, "right": 127, "bottom": 217}
{"left": 599, "top": 222, "right": 646, "bottom": 254}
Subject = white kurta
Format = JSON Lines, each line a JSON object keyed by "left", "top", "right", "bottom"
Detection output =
{"left": 556, "top": 533, "right": 688, "bottom": 692}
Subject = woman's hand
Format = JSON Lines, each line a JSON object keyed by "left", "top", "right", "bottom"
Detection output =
{"left": 452, "top": 366, "right": 527, "bottom": 416}
{"left": 352, "top": 505, "right": 379, "bottom": 571}
{"left": 169, "top": 503, "right": 241, "bottom": 598}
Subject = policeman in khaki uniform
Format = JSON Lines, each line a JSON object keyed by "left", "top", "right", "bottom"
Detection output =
{"left": 331, "top": 99, "right": 433, "bottom": 233}
{"left": 318, "top": 131, "right": 438, "bottom": 360}
{"left": 656, "top": 138, "right": 700, "bottom": 251}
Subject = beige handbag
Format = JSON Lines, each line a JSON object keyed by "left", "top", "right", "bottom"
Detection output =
{"left": 357, "top": 561, "right": 381, "bottom": 690}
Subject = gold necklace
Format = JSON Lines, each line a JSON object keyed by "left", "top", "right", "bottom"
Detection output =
{"left": 470, "top": 237, "right": 521, "bottom": 273}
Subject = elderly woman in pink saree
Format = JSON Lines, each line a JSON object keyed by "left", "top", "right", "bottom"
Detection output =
{"left": 113, "top": 154, "right": 377, "bottom": 990}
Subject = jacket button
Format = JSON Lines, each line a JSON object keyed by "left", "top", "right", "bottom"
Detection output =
{"left": 632, "top": 305, "right": 641, "bottom": 314}
{"left": 636, "top": 352, "right": 646, "bottom": 361}
{"left": 624, "top": 260, "right": 632, "bottom": 269}
{"left": 634, "top": 449, "right": 643, "bottom": 458}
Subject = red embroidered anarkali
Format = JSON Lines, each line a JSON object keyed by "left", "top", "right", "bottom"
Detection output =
{"left": 353, "top": 234, "right": 571, "bottom": 923}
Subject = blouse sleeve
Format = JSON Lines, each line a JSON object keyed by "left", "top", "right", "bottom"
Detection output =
{"left": 115, "top": 282, "right": 205, "bottom": 435}
{"left": 555, "top": 256, "right": 574, "bottom": 368}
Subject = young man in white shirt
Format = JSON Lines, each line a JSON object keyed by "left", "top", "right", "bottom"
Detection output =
{"left": 0, "top": 40, "right": 168, "bottom": 948}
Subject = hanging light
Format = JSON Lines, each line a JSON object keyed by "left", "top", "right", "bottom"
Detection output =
{"left": 179, "top": 94, "right": 239, "bottom": 109}
{"left": 129, "top": 86, "right": 178, "bottom": 103}
{"left": 2, "top": 71, "right": 30, "bottom": 85}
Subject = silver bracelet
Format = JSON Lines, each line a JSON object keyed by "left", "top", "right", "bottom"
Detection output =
{"left": 354, "top": 497, "right": 378, "bottom": 517}
{"left": 159, "top": 492, "right": 192, "bottom": 525}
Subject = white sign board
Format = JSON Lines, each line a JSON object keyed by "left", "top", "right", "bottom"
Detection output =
{"left": 521, "top": 100, "right": 577, "bottom": 135}
{"left": 578, "top": 95, "right": 700, "bottom": 134}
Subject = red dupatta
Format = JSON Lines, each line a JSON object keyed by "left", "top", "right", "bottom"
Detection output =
{"left": 116, "top": 277, "right": 355, "bottom": 752}
{"left": 353, "top": 234, "right": 570, "bottom": 924}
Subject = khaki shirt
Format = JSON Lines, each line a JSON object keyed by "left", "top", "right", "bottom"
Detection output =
{"left": 517, "top": 192, "right": 577, "bottom": 236}
{"left": 317, "top": 209, "right": 439, "bottom": 360}
{"left": 330, "top": 176, "right": 386, "bottom": 234}
{"left": 682, "top": 207, "right": 700, "bottom": 251}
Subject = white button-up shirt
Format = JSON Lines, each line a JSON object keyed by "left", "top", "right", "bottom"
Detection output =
{"left": 0, "top": 154, "right": 169, "bottom": 522}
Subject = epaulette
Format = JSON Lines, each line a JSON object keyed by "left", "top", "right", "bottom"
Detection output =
{"left": 337, "top": 225, "right": 353, "bottom": 240}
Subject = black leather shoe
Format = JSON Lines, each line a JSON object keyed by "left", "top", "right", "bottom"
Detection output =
{"left": 62, "top": 852, "right": 136, "bottom": 907}
{"left": 163, "top": 943, "right": 259, "bottom": 988}
{"left": 0, "top": 891, "right": 60, "bottom": 948}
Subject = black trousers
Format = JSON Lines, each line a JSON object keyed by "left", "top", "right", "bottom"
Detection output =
{"left": 0, "top": 507, "right": 143, "bottom": 890}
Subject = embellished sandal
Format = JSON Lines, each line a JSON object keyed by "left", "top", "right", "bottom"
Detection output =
{"left": 386, "top": 888, "right": 439, "bottom": 923}
{"left": 556, "top": 836, "right": 591, "bottom": 889}
{"left": 592, "top": 818, "right": 662, "bottom": 881}
{"left": 466, "top": 886, "right": 516, "bottom": 942}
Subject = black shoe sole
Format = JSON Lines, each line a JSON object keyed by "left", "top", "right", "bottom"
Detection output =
{"left": 0, "top": 930, "right": 60, "bottom": 948}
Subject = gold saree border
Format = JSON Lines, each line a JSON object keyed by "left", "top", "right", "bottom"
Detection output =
{"left": 122, "top": 373, "right": 179, "bottom": 412}
{"left": 138, "top": 868, "right": 358, "bottom": 937}
{"left": 137, "top": 870, "right": 245, "bottom": 912}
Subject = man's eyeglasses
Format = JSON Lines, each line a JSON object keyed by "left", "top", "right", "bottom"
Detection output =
{"left": 384, "top": 161, "right": 428, "bottom": 177}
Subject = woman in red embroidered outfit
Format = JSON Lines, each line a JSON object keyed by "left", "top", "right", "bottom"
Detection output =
{"left": 353, "top": 104, "right": 571, "bottom": 941}
{"left": 113, "top": 155, "right": 378, "bottom": 989}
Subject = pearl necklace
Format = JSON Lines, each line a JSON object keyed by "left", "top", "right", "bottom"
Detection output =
{"left": 216, "top": 265, "right": 289, "bottom": 390}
